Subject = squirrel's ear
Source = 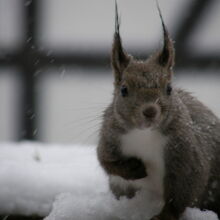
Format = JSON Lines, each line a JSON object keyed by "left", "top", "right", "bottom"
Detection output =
{"left": 112, "top": 2, "right": 130, "bottom": 83}
{"left": 157, "top": 4, "right": 175, "bottom": 70}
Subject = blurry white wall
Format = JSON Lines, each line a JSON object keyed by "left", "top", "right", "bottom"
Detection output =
{"left": 0, "top": 0, "right": 23, "bottom": 50}
{"left": 0, "top": 69, "right": 21, "bottom": 141}
{"left": 38, "top": 68, "right": 113, "bottom": 144}
{"left": 39, "top": 0, "right": 191, "bottom": 52}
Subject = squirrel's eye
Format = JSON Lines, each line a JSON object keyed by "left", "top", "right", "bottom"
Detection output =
{"left": 167, "top": 84, "right": 172, "bottom": 95}
{"left": 121, "top": 85, "right": 128, "bottom": 97}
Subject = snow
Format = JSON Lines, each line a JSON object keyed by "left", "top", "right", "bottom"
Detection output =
{"left": 0, "top": 142, "right": 106, "bottom": 216}
{"left": 0, "top": 142, "right": 219, "bottom": 219}
{"left": 45, "top": 191, "right": 160, "bottom": 220}
{"left": 181, "top": 208, "right": 218, "bottom": 220}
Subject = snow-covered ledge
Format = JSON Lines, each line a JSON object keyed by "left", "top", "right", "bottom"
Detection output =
{"left": 0, "top": 142, "right": 218, "bottom": 220}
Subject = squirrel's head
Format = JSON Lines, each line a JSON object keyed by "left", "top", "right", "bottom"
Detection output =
{"left": 112, "top": 3, "right": 175, "bottom": 130}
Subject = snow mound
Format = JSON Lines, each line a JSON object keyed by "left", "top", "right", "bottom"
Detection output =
{"left": 45, "top": 190, "right": 162, "bottom": 220}
{"left": 45, "top": 193, "right": 219, "bottom": 220}
{"left": 0, "top": 142, "right": 218, "bottom": 220}
{"left": 181, "top": 208, "right": 218, "bottom": 220}
{"left": 0, "top": 142, "right": 107, "bottom": 216}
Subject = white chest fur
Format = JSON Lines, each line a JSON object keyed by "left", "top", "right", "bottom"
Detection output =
{"left": 121, "top": 128, "right": 166, "bottom": 173}
{"left": 110, "top": 128, "right": 167, "bottom": 215}
{"left": 121, "top": 128, "right": 167, "bottom": 194}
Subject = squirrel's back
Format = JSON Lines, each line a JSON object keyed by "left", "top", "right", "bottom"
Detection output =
{"left": 176, "top": 88, "right": 220, "bottom": 148}
{"left": 170, "top": 88, "right": 220, "bottom": 213}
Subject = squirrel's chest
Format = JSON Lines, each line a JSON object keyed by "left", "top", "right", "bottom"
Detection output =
{"left": 120, "top": 128, "right": 167, "bottom": 195}
{"left": 121, "top": 128, "right": 167, "bottom": 172}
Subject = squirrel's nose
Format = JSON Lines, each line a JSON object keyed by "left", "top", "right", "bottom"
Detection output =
{"left": 143, "top": 105, "right": 158, "bottom": 119}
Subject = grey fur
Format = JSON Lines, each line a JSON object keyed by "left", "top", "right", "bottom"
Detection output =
{"left": 97, "top": 4, "right": 220, "bottom": 220}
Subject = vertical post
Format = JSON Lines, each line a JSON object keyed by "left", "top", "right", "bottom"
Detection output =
{"left": 20, "top": 0, "right": 39, "bottom": 140}
{"left": 174, "top": 0, "right": 213, "bottom": 66}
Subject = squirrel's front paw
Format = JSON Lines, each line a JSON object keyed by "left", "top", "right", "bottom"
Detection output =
{"left": 110, "top": 182, "right": 137, "bottom": 199}
{"left": 121, "top": 157, "right": 147, "bottom": 180}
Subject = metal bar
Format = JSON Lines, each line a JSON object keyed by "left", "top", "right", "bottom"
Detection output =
{"left": 19, "top": 0, "right": 39, "bottom": 140}
{"left": 173, "top": 0, "right": 215, "bottom": 66}
{"left": 176, "top": 55, "right": 220, "bottom": 70}
{"left": 1, "top": 51, "right": 220, "bottom": 70}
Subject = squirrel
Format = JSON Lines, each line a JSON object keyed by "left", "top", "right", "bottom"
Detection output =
{"left": 97, "top": 3, "right": 220, "bottom": 220}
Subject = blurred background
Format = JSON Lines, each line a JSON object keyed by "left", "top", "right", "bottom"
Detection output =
{"left": 0, "top": 0, "right": 220, "bottom": 145}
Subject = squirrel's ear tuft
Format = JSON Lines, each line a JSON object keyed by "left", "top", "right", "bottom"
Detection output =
{"left": 157, "top": 3, "right": 175, "bottom": 70}
{"left": 112, "top": 1, "right": 130, "bottom": 83}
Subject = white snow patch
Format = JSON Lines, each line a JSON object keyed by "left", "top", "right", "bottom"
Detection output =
{"left": 181, "top": 207, "right": 218, "bottom": 220}
{"left": 0, "top": 142, "right": 218, "bottom": 220}
{"left": 0, "top": 142, "right": 107, "bottom": 216}
{"left": 45, "top": 191, "right": 155, "bottom": 220}
{"left": 45, "top": 192, "right": 219, "bottom": 220}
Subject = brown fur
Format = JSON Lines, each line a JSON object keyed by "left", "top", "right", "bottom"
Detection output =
{"left": 97, "top": 4, "right": 220, "bottom": 220}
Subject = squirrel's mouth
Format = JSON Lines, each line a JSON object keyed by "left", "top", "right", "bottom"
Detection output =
{"left": 134, "top": 115, "right": 162, "bottom": 130}
{"left": 134, "top": 119, "right": 153, "bottom": 130}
